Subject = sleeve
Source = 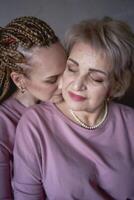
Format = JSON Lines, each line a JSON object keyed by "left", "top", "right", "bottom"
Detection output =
{"left": 13, "top": 110, "right": 46, "bottom": 200}
{"left": 0, "top": 144, "right": 13, "bottom": 200}
{"left": 0, "top": 115, "right": 13, "bottom": 200}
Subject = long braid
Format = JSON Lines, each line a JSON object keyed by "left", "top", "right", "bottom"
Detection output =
{"left": 0, "top": 16, "right": 59, "bottom": 103}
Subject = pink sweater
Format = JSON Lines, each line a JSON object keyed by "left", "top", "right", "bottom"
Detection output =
{"left": 13, "top": 102, "right": 134, "bottom": 200}
{"left": 0, "top": 98, "right": 25, "bottom": 199}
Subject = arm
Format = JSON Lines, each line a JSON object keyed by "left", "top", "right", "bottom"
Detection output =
{"left": 0, "top": 116, "right": 13, "bottom": 200}
{"left": 13, "top": 110, "right": 46, "bottom": 200}
{"left": 0, "top": 144, "right": 13, "bottom": 200}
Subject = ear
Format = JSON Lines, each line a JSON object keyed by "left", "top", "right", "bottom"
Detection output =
{"left": 10, "top": 72, "right": 26, "bottom": 90}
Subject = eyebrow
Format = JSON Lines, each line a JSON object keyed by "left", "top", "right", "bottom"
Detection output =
{"left": 68, "top": 58, "right": 108, "bottom": 76}
{"left": 68, "top": 58, "right": 79, "bottom": 66}
{"left": 89, "top": 68, "right": 108, "bottom": 76}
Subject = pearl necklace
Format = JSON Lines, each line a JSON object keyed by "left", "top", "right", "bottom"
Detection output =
{"left": 70, "top": 103, "right": 108, "bottom": 130}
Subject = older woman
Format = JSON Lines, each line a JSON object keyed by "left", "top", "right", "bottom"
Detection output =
{"left": 13, "top": 17, "right": 134, "bottom": 200}
{"left": 0, "top": 16, "right": 66, "bottom": 199}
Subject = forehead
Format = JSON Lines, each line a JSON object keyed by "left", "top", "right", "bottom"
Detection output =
{"left": 69, "top": 42, "right": 112, "bottom": 72}
{"left": 27, "top": 44, "right": 66, "bottom": 77}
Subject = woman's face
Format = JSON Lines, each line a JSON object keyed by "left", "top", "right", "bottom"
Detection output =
{"left": 62, "top": 42, "right": 112, "bottom": 112}
{"left": 23, "top": 43, "right": 66, "bottom": 101}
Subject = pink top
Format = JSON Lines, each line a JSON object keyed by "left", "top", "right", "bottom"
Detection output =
{"left": 13, "top": 102, "right": 134, "bottom": 200}
{"left": 0, "top": 97, "right": 25, "bottom": 199}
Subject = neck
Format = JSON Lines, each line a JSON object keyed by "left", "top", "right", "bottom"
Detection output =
{"left": 12, "top": 90, "right": 38, "bottom": 107}
{"left": 79, "top": 104, "right": 106, "bottom": 126}
{"left": 57, "top": 101, "right": 108, "bottom": 129}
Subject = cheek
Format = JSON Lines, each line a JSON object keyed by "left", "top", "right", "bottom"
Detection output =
{"left": 27, "top": 81, "right": 57, "bottom": 94}
{"left": 88, "top": 85, "right": 109, "bottom": 100}
{"left": 62, "top": 75, "right": 74, "bottom": 90}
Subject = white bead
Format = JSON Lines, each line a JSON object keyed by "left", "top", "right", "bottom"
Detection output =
{"left": 70, "top": 103, "right": 108, "bottom": 130}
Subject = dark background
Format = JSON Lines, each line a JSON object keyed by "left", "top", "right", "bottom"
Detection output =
{"left": 0, "top": 0, "right": 134, "bottom": 107}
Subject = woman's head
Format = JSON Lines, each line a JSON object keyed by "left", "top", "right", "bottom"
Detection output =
{"left": 0, "top": 16, "right": 66, "bottom": 103}
{"left": 62, "top": 17, "right": 134, "bottom": 112}
{"left": 64, "top": 17, "right": 134, "bottom": 99}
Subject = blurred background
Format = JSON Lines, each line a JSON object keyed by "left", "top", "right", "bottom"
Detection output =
{"left": 0, "top": 0, "right": 134, "bottom": 107}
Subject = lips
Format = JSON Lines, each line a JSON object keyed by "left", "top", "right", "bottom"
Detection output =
{"left": 68, "top": 91, "right": 86, "bottom": 101}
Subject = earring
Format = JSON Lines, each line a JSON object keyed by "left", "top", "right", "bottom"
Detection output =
{"left": 19, "top": 86, "right": 25, "bottom": 93}
{"left": 106, "top": 90, "right": 112, "bottom": 102}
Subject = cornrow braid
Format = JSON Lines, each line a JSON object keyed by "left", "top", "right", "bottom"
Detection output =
{"left": 0, "top": 16, "right": 59, "bottom": 103}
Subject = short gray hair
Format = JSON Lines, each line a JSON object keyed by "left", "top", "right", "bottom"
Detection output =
{"left": 64, "top": 17, "right": 134, "bottom": 98}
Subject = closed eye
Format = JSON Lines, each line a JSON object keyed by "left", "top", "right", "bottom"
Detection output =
{"left": 89, "top": 72, "right": 106, "bottom": 83}
{"left": 67, "top": 64, "right": 78, "bottom": 73}
{"left": 44, "top": 76, "right": 58, "bottom": 84}
{"left": 92, "top": 79, "right": 104, "bottom": 83}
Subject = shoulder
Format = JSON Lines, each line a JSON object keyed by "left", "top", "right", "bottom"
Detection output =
{"left": 111, "top": 102, "right": 134, "bottom": 115}
{"left": 0, "top": 98, "right": 25, "bottom": 149}
{"left": 17, "top": 102, "right": 56, "bottom": 128}
{"left": 0, "top": 98, "right": 18, "bottom": 125}
{"left": 0, "top": 99, "right": 10, "bottom": 117}
{"left": 21, "top": 101, "right": 54, "bottom": 118}
{"left": 110, "top": 102, "right": 134, "bottom": 123}
{"left": 15, "top": 102, "right": 57, "bottom": 150}
{"left": 0, "top": 98, "right": 25, "bottom": 119}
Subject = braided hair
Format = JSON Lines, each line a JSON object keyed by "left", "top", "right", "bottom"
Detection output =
{"left": 0, "top": 16, "right": 59, "bottom": 103}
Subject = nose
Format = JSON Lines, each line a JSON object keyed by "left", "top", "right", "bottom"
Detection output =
{"left": 72, "top": 75, "right": 86, "bottom": 91}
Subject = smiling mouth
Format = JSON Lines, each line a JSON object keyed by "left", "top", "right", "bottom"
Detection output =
{"left": 68, "top": 91, "right": 86, "bottom": 101}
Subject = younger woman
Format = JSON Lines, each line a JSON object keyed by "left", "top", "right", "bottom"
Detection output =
{"left": 0, "top": 16, "right": 66, "bottom": 199}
